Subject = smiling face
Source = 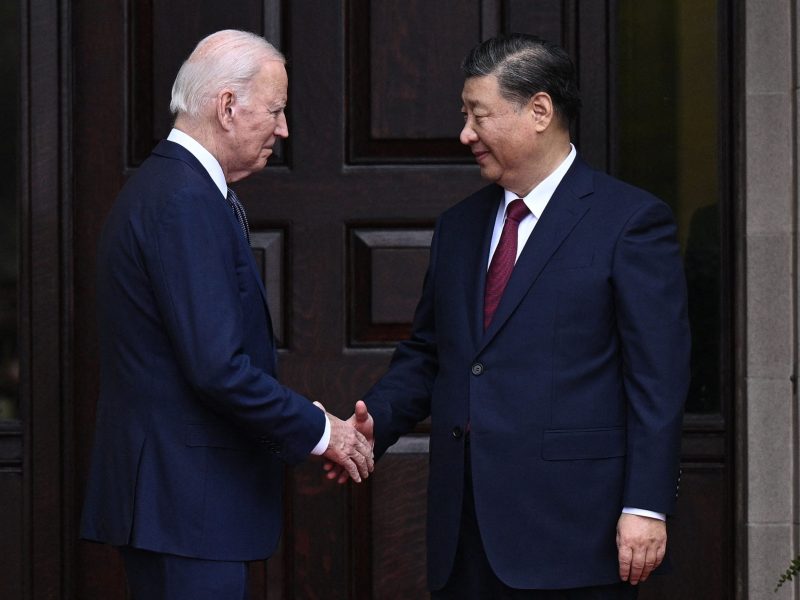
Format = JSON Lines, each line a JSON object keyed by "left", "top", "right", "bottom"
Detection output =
{"left": 460, "top": 74, "right": 542, "bottom": 196}
{"left": 225, "top": 60, "right": 289, "bottom": 182}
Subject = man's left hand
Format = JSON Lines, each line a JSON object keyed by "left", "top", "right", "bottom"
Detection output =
{"left": 616, "top": 513, "right": 666, "bottom": 585}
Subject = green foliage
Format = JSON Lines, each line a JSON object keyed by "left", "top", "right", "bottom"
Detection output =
{"left": 775, "top": 556, "right": 800, "bottom": 593}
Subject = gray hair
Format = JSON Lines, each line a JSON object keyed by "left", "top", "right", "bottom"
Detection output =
{"left": 170, "top": 29, "right": 284, "bottom": 118}
{"left": 462, "top": 33, "right": 581, "bottom": 126}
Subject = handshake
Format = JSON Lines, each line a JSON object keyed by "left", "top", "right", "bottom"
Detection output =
{"left": 314, "top": 400, "right": 375, "bottom": 484}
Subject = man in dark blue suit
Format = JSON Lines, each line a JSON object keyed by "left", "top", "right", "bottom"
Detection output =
{"left": 80, "top": 30, "right": 374, "bottom": 600}
{"left": 330, "top": 34, "right": 689, "bottom": 598}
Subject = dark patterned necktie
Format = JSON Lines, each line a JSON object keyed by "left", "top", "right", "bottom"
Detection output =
{"left": 227, "top": 188, "right": 251, "bottom": 245}
{"left": 483, "top": 199, "right": 530, "bottom": 330}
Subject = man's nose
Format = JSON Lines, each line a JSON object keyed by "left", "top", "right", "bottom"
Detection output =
{"left": 276, "top": 112, "right": 289, "bottom": 138}
{"left": 459, "top": 122, "right": 477, "bottom": 146}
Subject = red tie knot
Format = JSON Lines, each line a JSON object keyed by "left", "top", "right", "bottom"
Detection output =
{"left": 506, "top": 198, "right": 530, "bottom": 224}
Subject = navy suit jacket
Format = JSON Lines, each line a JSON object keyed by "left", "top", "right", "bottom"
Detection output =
{"left": 363, "top": 156, "right": 690, "bottom": 590}
{"left": 80, "top": 140, "right": 325, "bottom": 561}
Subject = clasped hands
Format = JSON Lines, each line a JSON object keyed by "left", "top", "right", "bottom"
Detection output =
{"left": 314, "top": 400, "right": 375, "bottom": 483}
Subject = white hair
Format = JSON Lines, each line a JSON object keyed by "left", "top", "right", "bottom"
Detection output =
{"left": 170, "top": 29, "right": 284, "bottom": 118}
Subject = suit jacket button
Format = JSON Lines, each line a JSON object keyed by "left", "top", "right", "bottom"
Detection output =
{"left": 452, "top": 426, "right": 463, "bottom": 439}
{"left": 471, "top": 362, "right": 484, "bottom": 376}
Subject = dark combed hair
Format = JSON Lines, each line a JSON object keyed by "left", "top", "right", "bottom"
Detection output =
{"left": 461, "top": 33, "right": 581, "bottom": 126}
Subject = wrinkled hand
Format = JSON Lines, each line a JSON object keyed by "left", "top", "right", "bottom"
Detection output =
{"left": 317, "top": 403, "right": 373, "bottom": 483}
{"left": 324, "top": 400, "right": 374, "bottom": 484}
{"left": 617, "top": 513, "right": 667, "bottom": 585}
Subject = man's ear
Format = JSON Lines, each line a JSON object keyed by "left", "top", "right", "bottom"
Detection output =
{"left": 528, "top": 91, "right": 555, "bottom": 132}
{"left": 216, "top": 89, "right": 236, "bottom": 131}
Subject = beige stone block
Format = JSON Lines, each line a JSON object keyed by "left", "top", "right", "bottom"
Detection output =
{"left": 745, "top": 92, "right": 793, "bottom": 235}
{"left": 748, "top": 524, "right": 796, "bottom": 599}
{"left": 745, "top": 233, "right": 793, "bottom": 378}
{"left": 745, "top": 0, "right": 792, "bottom": 93}
{"left": 746, "top": 377, "right": 794, "bottom": 523}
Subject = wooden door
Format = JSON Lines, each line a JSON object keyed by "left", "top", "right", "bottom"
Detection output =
{"left": 63, "top": 1, "right": 734, "bottom": 598}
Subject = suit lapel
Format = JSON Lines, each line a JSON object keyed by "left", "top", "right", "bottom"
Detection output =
{"left": 217, "top": 196, "right": 275, "bottom": 361}
{"left": 465, "top": 187, "right": 504, "bottom": 349}
{"left": 243, "top": 242, "right": 270, "bottom": 307}
{"left": 477, "top": 158, "right": 594, "bottom": 353}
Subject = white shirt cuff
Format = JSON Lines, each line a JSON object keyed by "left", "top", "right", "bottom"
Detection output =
{"left": 622, "top": 507, "right": 666, "bottom": 521}
{"left": 310, "top": 414, "right": 331, "bottom": 455}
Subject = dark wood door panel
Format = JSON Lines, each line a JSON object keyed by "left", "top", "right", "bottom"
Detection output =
{"left": 369, "top": 451, "right": 429, "bottom": 599}
{"left": 347, "top": 0, "right": 480, "bottom": 162}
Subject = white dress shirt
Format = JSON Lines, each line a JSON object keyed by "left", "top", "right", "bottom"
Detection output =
{"left": 167, "top": 128, "right": 331, "bottom": 455}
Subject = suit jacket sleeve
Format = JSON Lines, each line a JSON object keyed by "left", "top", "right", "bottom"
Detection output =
{"left": 614, "top": 199, "right": 690, "bottom": 514}
{"left": 147, "top": 188, "right": 325, "bottom": 464}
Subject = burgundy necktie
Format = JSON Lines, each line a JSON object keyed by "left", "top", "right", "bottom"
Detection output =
{"left": 483, "top": 199, "right": 530, "bottom": 330}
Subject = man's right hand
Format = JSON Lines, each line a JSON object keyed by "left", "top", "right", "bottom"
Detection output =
{"left": 324, "top": 400, "right": 375, "bottom": 484}
{"left": 321, "top": 412, "right": 374, "bottom": 483}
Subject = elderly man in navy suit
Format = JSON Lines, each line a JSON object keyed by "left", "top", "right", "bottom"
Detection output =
{"left": 330, "top": 34, "right": 689, "bottom": 599}
{"left": 80, "top": 29, "right": 373, "bottom": 600}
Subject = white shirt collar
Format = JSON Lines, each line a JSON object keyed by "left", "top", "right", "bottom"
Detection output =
{"left": 167, "top": 128, "right": 228, "bottom": 198}
{"left": 502, "top": 144, "right": 577, "bottom": 216}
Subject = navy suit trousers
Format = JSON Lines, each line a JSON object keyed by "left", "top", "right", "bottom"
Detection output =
{"left": 119, "top": 546, "right": 248, "bottom": 600}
